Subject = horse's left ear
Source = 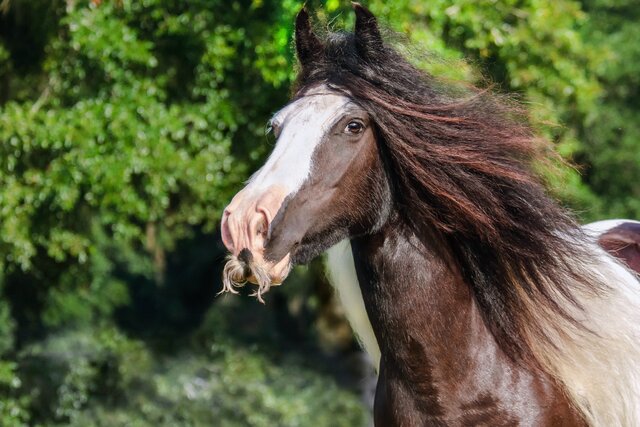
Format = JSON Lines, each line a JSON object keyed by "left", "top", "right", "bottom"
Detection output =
{"left": 295, "top": 7, "right": 324, "bottom": 68}
{"left": 353, "top": 2, "right": 383, "bottom": 58}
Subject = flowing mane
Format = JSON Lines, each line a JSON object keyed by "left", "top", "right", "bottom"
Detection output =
{"left": 295, "top": 27, "right": 593, "bottom": 362}
{"left": 294, "top": 17, "right": 640, "bottom": 426}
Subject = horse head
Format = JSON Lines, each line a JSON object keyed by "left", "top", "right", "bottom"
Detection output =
{"left": 220, "top": 4, "right": 391, "bottom": 301}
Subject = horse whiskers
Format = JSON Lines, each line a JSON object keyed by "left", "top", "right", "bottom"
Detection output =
{"left": 248, "top": 264, "right": 272, "bottom": 304}
{"left": 220, "top": 254, "right": 274, "bottom": 304}
{"left": 220, "top": 255, "right": 246, "bottom": 295}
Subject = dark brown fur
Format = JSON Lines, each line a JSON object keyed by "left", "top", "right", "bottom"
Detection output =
{"left": 263, "top": 99, "right": 586, "bottom": 424}
{"left": 351, "top": 216, "right": 584, "bottom": 426}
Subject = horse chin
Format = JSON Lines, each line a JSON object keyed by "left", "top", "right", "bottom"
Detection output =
{"left": 288, "top": 228, "right": 351, "bottom": 266}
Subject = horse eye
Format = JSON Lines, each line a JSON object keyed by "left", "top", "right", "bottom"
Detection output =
{"left": 345, "top": 121, "right": 364, "bottom": 134}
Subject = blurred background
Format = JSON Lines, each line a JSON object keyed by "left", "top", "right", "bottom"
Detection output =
{"left": 0, "top": 0, "right": 638, "bottom": 425}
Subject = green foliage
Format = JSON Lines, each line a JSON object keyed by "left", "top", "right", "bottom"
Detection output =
{"left": 0, "top": 0, "right": 638, "bottom": 425}
{"left": 577, "top": 0, "right": 640, "bottom": 218}
{"left": 365, "top": 0, "right": 608, "bottom": 213}
{"left": 11, "top": 322, "right": 365, "bottom": 427}
{"left": 0, "top": 5, "right": 242, "bottom": 273}
{"left": 0, "top": 360, "right": 30, "bottom": 427}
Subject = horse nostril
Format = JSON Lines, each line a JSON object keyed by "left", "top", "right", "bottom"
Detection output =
{"left": 254, "top": 210, "right": 270, "bottom": 244}
{"left": 256, "top": 218, "right": 266, "bottom": 237}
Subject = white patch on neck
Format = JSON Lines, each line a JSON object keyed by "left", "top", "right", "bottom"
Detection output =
{"left": 325, "top": 240, "right": 381, "bottom": 371}
{"left": 248, "top": 86, "right": 351, "bottom": 196}
{"left": 532, "top": 225, "right": 640, "bottom": 426}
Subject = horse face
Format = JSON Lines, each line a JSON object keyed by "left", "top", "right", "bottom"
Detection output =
{"left": 221, "top": 84, "right": 389, "bottom": 290}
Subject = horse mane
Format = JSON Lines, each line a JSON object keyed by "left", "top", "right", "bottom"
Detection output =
{"left": 294, "top": 30, "right": 600, "bottom": 364}
{"left": 293, "top": 15, "right": 640, "bottom": 423}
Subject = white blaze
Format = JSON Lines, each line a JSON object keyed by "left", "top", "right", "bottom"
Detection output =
{"left": 248, "top": 86, "right": 351, "bottom": 195}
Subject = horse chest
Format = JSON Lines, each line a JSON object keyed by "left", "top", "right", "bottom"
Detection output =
{"left": 347, "top": 231, "right": 584, "bottom": 427}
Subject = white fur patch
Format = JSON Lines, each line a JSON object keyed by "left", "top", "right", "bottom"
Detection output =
{"left": 325, "top": 240, "right": 381, "bottom": 370}
{"left": 529, "top": 240, "right": 640, "bottom": 426}
{"left": 536, "top": 220, "right": 640, "bottom": 426}
{"left": 248, "top": 86, "right": 350, "bottom": 196}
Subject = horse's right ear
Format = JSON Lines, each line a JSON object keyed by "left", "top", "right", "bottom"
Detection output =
{"left": 295, "top": 8, "right": 324, "bottom": 68}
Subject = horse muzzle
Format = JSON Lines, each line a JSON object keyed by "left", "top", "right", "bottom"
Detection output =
{"left": 220, "top": 185, "right": 293, "bottom": 301}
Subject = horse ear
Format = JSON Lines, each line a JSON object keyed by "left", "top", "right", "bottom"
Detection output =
{"left": 353, "top": 2, "right": 383, "bottom": 58}
{"left": 295, "top": 7, "right": 324, "bottom": 68}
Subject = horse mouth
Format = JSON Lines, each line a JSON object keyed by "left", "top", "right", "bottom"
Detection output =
{"left": 220, "top": 249, "right": 292, "bottom": 303}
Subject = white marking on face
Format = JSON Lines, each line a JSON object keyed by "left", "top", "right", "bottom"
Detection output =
{"left": 247, "top": 85, "right": 351, "bottom": 196}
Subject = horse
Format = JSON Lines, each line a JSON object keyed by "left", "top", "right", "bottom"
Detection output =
{"left": 219, "top": 4, "right": 640, "bottom": 426}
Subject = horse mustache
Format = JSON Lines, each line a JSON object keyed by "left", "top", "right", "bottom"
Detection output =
{"left": 220, "top": 249, "right": 273, "bottom": 304}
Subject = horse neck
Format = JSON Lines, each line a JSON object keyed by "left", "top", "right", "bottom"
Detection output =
{"left": 350, "top": 217, "right": 498, "bottom": 387}
{"left": 349, "top": 216, "right": 580, "bottom": 424}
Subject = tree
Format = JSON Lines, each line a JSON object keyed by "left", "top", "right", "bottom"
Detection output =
{"left": 577, "top": 0, "right": 640, "bottom": 218}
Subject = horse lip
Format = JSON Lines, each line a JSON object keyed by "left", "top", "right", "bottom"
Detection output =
{"left": 256, "top": 253, "right": 292, "bottom": 285}
{"left": 263, "top": 238, "right": 293, "bottom": 265}
{"left": 235, "top": 250, "right": 291, "bottom": 286}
